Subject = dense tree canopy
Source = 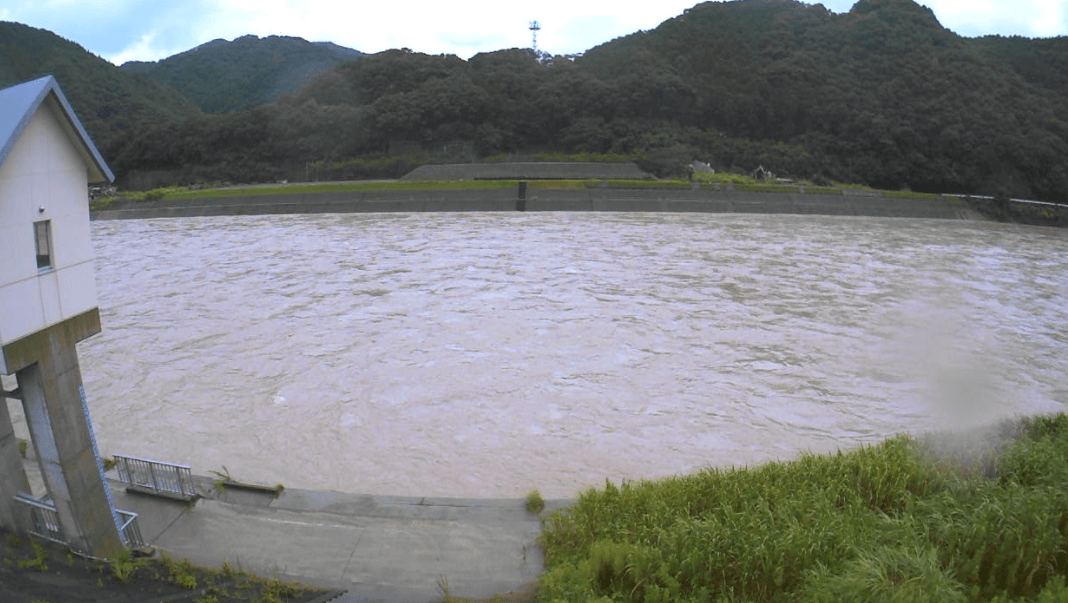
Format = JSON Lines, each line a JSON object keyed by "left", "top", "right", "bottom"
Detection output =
{"left": 122, "top": 35, "right": 364, "bottom": 114}
{"left": 0, "top": 22, "right": 200, "bottom": 153}
{"left": 5, "top": 0, "right": 1067, "bottom": 201}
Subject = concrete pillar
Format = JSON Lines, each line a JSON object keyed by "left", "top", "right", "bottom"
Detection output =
{"left": 0, "top": 310, "right": 121, "bottom": 557}
{"left": 0, "top": 395, "right": 32, "bottom": 531}
{"left": 17, "top": 348, "right": 122, "bottom": 557}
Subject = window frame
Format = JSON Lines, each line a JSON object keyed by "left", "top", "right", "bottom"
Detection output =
{"left": 34, "top": 220, "right": 53, "bottom": 272}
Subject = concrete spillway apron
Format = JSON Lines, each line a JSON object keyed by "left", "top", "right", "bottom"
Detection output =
{"left": 98, "top": 470, "right": 570, "bottom": 602}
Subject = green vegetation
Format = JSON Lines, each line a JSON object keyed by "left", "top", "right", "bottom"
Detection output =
{"left": 121, "top": 35, "right": 363, "bottom": 114}
{"left": 805, "top": 187, "right": 845, "bottom": 195}
{"left": 17, "top": 540, "right": 48, "bottom": 572}
{"left": 734, "top": 183, "right": 802, "bottom": 193}
{"left": 109, "top": 548, "right": 143, "bottom": 584}
{"left": 437, "top": 575, "right": 455, "bottom": 603}
{"left": 18, "top": 439, "right": 27, "bottom": 457}
{"left": 161, "top": 553, "right": 198, "bottom": 589}
{"left": 692, "top": 172, "right": 764, "bottom": 186}
{"left": 1, "top": 534, "right": 320, "bottom": 602}
{"left": 884, "top": 190, "right": 945, "bottom": 201}
{"left": 0, "top": 22, "right": 200, "bottom": 155}
{"left": 8, "top": 2, "right": 1068, "bottom": 200}
{"left": 526, "top": 490, "right": 546, "bottom": 515}
{"left": 539, "top": 414, "right": 1068, "bottom": 602}
{"left": 92, "top": 178, "right": 710, "bottom": 207}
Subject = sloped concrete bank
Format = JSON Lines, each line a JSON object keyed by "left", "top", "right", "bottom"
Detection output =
{"left": 91, "top": 187, "right": 986, "bottom": 221}
{"left": 401, "top": 161, "right": 653, "bottom": 180}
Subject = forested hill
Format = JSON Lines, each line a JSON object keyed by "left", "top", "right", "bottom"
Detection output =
{"left": 0, "top": 21, "right": 201, "bottom": 155}
{"left": 121, "top": 35, "right": 365, "bottom": 113}
{"left": 109, "top": 0, "right": 1068, "bottom": 201}
{"left": 6, "top": 0, "right": 1067, "bottom": 202}
{"left": 572, "top": 0, "right": 1068, "bottom": 199}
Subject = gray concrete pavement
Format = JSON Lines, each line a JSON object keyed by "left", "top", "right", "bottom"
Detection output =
{"left": 112, "top": 470, "right": 565, "bottom": 602}
{"left": 19, "top": 452, "right": 567, "bottom": 601}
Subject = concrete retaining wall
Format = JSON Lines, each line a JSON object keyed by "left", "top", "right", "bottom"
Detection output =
{"left": 401, "top": 162, "right": 652, "bottom": 181}
{"left": 91, "top": 188, "right": 984, "bottom": 221}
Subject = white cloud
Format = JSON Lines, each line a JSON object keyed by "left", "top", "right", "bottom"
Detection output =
{"left": 925, "top": 0, "right": 1067, "bottom": 37}
{"left": 1031, "top": 1, "right": 1068, "bottom": 37}
{"left": 107, "top": 33, "right": 164, "bottom": 65}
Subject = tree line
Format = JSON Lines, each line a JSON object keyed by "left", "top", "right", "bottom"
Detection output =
{"left": 7, "top": 0, "right": 1067, "bottom": 201}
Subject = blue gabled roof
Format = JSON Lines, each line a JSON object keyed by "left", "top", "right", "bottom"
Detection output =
{"left": 0, "top": 75, "right": 114, "bottom": 183}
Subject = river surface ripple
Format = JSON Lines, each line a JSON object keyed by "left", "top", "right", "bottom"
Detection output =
{"left": 14, "top": 213, "right": 1068, "bottom": 498}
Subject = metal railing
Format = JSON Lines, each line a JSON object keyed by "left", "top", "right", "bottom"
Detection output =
{"left": 13, "top": 493, "right": 144, "bottom": 550}
{"left": 116, "top": 509, "right": 144, "bottom": 549}
{"left": 945, "top": 193, "right": 1068, "bottom": 208}
{"left": 113, "top": 454, "right": 196, "bottom": 499}
{"left": 13, "top": 493, "right": 64, "bottom": 545}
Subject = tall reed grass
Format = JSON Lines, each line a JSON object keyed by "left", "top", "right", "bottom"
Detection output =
{"left": 539, "top": 414, "right": 1068, "bottom": 602}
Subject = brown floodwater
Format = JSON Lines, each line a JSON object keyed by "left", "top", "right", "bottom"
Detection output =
{"left": 6, "top": 212, "right": 1067, "bottom": 497}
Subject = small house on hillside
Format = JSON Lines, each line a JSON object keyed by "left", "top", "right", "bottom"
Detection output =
{"left": 0, "top": 75, "right": 127, "bottom": 557}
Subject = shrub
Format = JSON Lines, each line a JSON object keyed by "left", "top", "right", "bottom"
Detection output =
{"left": 526, "top": 489, "right": 545, "bottom": 514}
{"left": 800, "top": 545, "right": 966, "bottom": 603}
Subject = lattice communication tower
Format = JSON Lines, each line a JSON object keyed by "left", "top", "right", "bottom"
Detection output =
{"left": 530, "top": 20, "right": 541, "bottom": 53}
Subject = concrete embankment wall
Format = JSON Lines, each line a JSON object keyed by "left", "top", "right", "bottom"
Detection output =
{"left": 91, "top": 188, "right": 984, "bottom": 221}
{"left": 401, "top": 161, "right": 652, "bottom": 181}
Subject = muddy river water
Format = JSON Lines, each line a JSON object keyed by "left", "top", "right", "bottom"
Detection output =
{"left": 7, "top": 212, "right": 1067, "bottom": 497}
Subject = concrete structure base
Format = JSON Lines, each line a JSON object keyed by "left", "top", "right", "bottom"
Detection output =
{"left": 0, "top": 309, "right": 122, "bottom": 557}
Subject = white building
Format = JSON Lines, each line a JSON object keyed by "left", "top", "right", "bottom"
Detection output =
{"left": 0, "top": 75, "right": 124, "bottom": 556}
{"left": 0, "top": 75, "right": 112, "bottom": 364}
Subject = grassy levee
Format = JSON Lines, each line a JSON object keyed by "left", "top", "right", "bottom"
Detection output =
{"left": 99, "top": 178, "right": 703, "bottom": 205}
{"left": 538, "top": 414, "right": 1068, "bottom": 603}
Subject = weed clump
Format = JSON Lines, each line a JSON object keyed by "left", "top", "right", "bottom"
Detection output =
{"left": 526, "top": 490, "right": 545, "bottom": 515}
{"left": 17, "top": 540, "right": 48, "bottom": 572}
{"left": 110, "top": 548, "right": 143, "bottom": 583}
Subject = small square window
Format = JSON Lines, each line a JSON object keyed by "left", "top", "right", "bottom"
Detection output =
{"left": 34, "top": 220, "right": 52, "bottom": 270}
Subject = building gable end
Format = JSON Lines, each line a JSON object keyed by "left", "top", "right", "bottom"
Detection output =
{"left": 0, "top": 76, "right": 113, "bottom": 184}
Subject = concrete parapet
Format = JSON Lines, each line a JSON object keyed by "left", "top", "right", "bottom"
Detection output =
{"left": 92, "top": 188, "right": 994, "bottom": 222}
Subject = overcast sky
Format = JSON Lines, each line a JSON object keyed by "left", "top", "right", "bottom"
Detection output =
{"left": 2, "top": 0, "right": 1065, "bottom": 65}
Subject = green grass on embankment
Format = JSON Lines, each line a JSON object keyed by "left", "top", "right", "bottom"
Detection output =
{"left": 108, "top": 178, "right": 704, "bottom": 201}
{"left": 93, "top": 173, "right": 825, "bottom": 208}
{"left": 93, "top": 174, "right": 972, "bottom": 213}
{"left": 538, "top": 414, "right": 1068, "bottom": 603}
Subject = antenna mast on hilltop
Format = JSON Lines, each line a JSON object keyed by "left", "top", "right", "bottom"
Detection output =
{"left": 529, "top": 20, "right": 541, "bottom": 53}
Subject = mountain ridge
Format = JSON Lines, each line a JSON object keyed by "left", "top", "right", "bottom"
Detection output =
{"left": 118, "top": 34, "right": 365, "bottom": 114}
{"left": 4, "top": 0, "right": 1067, "bottom": 201}
{"left": 0, "top": 21, "right": 201, "bottom": 156}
